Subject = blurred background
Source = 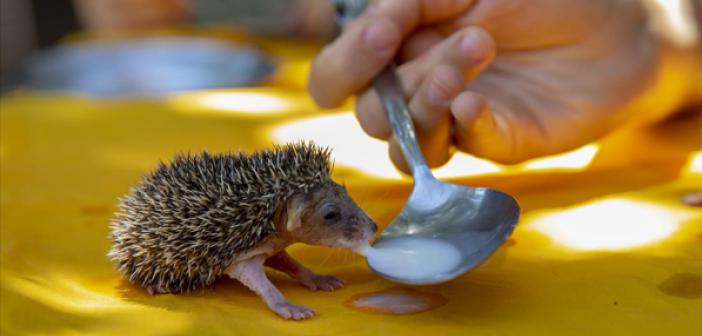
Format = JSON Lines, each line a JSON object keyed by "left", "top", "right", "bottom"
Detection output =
{"left": 0, "top": 0, "right": 340, "bottom": 95}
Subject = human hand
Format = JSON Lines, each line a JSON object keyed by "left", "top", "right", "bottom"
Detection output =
{"left": 308, "top": 0, "right": 659, "bottom": 172}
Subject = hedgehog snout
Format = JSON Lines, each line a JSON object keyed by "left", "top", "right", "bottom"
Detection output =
{"left": 364, "top": 216, "right": 378, "bottom": 236}
{"left": 352, "top": 213, "right": 377, "bottom": 243}
{"left": 362, "top": 222, "right": 377, "bottom": 243}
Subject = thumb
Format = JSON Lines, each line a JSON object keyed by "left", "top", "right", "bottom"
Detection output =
{"left": 450, "top": 91, "right": 555, "bottom": 165}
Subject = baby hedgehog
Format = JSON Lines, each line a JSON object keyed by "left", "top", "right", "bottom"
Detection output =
{"left": 108, "top": 142, "right": 377, "bottom": 320}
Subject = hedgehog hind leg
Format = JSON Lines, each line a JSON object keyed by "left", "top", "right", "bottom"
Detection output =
{"left": 225, "top": 256, "right": 316, "bottom": 320}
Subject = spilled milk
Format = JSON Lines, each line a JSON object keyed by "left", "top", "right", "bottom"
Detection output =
{"left": 345, "top": 287, "right": 447, "bottom": 315}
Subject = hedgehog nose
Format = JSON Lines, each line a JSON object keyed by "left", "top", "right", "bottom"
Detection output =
{"left": 362, "top": 213, "right": 377, "bottom": 233}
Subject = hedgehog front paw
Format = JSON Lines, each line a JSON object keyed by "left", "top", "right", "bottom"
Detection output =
{"left": 300, "top": 274, "right": 345, "bottom": 292}
{"left": 272, "top": 302, "right": 316, "bottom": 320}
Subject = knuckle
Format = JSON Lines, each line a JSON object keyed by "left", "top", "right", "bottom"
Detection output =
{"left": 428, "top": 66, "right": 463, "bottom": 102}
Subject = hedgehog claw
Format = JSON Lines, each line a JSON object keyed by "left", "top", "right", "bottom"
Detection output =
{"left": 302, "top": 274, "right": 345, "bottom": 292}
{"left": 273, "top": 302, "right": 316, "bottom": 320}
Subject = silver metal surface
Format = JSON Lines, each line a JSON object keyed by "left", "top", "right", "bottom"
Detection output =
{"left": 334, "top": 0, "right": 521, "bottom": 285}
{"left": 333, "top": 0, "right": 368, "bottom": 26}
{"left": 13, "top": 37, "right": 273, "bottom": 97}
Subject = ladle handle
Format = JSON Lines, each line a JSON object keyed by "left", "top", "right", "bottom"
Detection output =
{"left": 333, "top": 0, "right": 432, "bottom": 180}
{"left": 372, "top": 67, "right": 431, "bottom": 179}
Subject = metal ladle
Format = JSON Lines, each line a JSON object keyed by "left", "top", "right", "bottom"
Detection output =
{"left": 333, "top": 0, "right": 521, "bottom": 285}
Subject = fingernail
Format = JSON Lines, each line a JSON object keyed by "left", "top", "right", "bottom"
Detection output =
{"left": 459, "top": 31, "right": 488, "bottom": 64}
{"left": 363, "top": 20, "right": 396, "bottom": 52}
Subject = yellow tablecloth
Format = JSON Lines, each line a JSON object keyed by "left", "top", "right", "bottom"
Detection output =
{"left": 1, "top": 41, "right": 701, "bottom": 335}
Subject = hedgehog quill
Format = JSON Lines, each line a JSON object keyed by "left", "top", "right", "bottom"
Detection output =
{"left": 108, "top": 143, "right": 377, "bottom": 320}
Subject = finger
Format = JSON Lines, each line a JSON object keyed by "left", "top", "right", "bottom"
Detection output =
{"left": 368, "top": 0, "right": 477, "bottom": 34}
{"left": 388, "top": 65, "right": 463, "bottom": 172}
{"left": 400, "top": 28, "right": 446, "bottom": 61}
{"left": 451, "top": 90, "right": 488, "bottom": 150}
{"left": 451, "top": 91, "right": 520, "bottom": 163}
{"left": 308, "top": 16, "right": 402, "bottom": 108}
{"left": 417, "top": 0, "right": 477, "bottom": 23}
{"left": 355, "top": 26, "right": 495, "bottom": 140}
{"left": 308, "top": 0, "right": 477, "bottom": 108}
{"left": 389, "top": 139, "right": 411, "bottom": 174}
{"left": 416, "top": 26, "right": 495, "bottom": 80}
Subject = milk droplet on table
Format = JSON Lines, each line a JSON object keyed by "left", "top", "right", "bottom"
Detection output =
{"left": 362, "top": 237, "right": 462, "bottom": 281}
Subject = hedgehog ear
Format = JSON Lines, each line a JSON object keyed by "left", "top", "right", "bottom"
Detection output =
{"left": 286, "top": 194, "right": 305, "bottom": 232}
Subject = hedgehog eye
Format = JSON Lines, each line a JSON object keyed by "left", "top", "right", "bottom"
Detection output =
{"left": 324, "top": 211, "right": 340, "bottom": 221}
{"left": 321, "top": 204, "right": 341, "bottom": 223}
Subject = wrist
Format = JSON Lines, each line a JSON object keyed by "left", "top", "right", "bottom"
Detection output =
{"left": 648, "top": 0, "right": 702, "bottom": 98}
{"left": 614, "top": 0, "right": 701, "bottom": 126}
{"left": 641, "top": 0, "right": 702, "bottom": 111}
{"left": 641, "top": 0, "right": 699, "bottom": 48}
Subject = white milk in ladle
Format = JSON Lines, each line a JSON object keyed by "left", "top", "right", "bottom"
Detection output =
{"left": 357, "top": 236, "right": 462, "bottom": 282}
